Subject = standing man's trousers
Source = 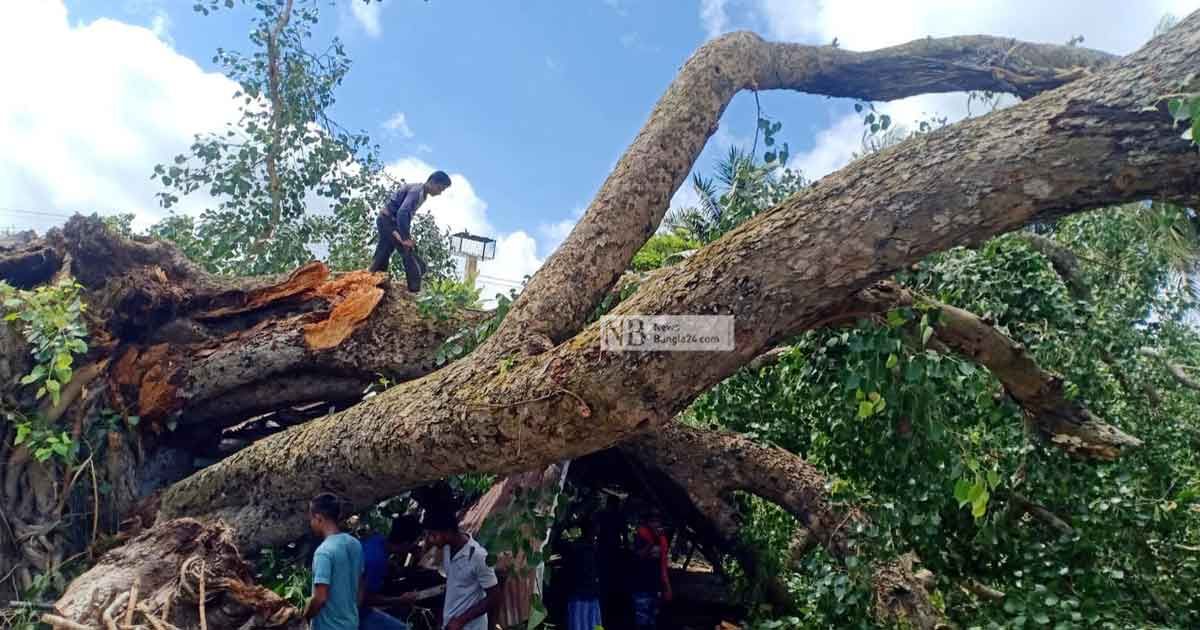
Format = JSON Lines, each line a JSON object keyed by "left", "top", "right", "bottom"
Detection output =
{"left": 369, "top": 212, "right": 425, "bottom": 293}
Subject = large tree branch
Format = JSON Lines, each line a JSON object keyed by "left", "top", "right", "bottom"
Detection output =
{"left": 1138, "top": 346, "right": 1200, "bottom": 390}
{"left": 1013, "top": 231, "right": 1092, "bottom": 301}
{"left": 840, "top": 282, "right": 1141, "bottom": 458}
{"left": 154, "top": 11, "right": 1200, "bottom": 551}
{"left": 622, "top": 423, "right": 947, "bottom": 629}
{"left": 486, "top": 33, "right": 1115, "bottom": 356}
{"left": 744, "top": 279, "right": 1138, "bottom": 458}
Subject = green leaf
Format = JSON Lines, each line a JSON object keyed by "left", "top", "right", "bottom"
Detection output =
{"left": 857, "top": 401, "right": 874, "bottom": 418}
{"left": 526, "top": 600, "right": 548, "bottom": 629}
{"left": 854, "top": 103, "right": 863, "bottom": 113}
{"left": 885, "top": 353, "right": 898, "bottom": 369}
{"left": 21, "top": 364, "right": 46, "bottom": 385}
{"left": 904, "top": 361, "right": 923, "bottom": 383}
{"left": 987, "top": 469, "right": 1001, "bottom": 489}
{"left": 880, "top": 114, "right": 891, "bottom": 130}
{"left": 886, "top": 310, "right": 907, "bottom": 327}
{"left": 1167, "top": 97, "right": 1185, "bottom": 120}
{"left": 14, "top": 424, "right": 31, "bottom": 446}
{"left": 971, "top": 489, "right": 990, "bottom": 518}
{"left": 921, "top": 325, "right": 933, "bottom": 346}
{"left": 954, "top": 478, "right": 972, "bottom": 506}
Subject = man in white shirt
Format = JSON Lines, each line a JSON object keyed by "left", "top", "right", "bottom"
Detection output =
{"left": 421, "top": 511, "right": 500, "bottom": 630}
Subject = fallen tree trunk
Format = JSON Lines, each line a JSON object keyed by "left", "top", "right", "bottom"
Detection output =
{"left": 56, "top": 217, "right": 478, "bottom": 435}
{"left": 38, "top": 12, "right": 1200, "bottom": 626}
{"left": 160, "top": 13, "right": 1200, "bottom": 550}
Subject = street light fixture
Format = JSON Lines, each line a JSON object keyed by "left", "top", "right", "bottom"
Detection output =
{"left": 449, "top": 230, "right": 496, "bottom": 284}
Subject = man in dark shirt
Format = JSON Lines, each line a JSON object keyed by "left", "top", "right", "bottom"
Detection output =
{"left": 359, "top": 515, "right": 423, "bottom": 630}
{"left": 593, "top": 495, "right": 626, "bottom": 626}
{"left": 369, "top": 171, "right": 451, "bottom": 292}
{"left": 563, "top": 522, "right": 602, "bottom": 630}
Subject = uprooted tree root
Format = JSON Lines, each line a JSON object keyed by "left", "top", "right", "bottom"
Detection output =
{"left": 46, "top": 519, "right": 301, "bottom": 630}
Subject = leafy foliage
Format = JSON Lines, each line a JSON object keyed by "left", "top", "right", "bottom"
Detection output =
{"left": 1, "top": 279, "right": 89, "bottom": 405}
{"left": 474, "top": 483, "right": 570, "bottom": 629}
{"left": 631, "top": 229, "right": 700, "bottom": 272}
{"left": 10, "top": 410, "right": 77, "bottom": 465}
{"left": 648, "top": 110, "right": 1200, "bottom": 627}
{"left": 418, "top": 276, "right": 482, "bottom": 322}
{"left": 434, "top": 288, "right": 520, "bottom": 367}
{"left": 255, "top": 546, "right": 313, "bottom": 609}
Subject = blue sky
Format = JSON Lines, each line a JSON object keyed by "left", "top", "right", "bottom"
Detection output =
{"left": 59, "top": 0, "right": 797, "bottom": 255}
{"left": 3, "top": 0, "right": 1197, "bottom": 293}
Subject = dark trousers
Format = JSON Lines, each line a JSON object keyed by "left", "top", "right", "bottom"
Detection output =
{"left": 369, "top": 212, "right": 425, "bottom": 293}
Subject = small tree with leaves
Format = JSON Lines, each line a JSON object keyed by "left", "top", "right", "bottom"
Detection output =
{"left": 155, "top": 0, "right": 449, "bottom": 278}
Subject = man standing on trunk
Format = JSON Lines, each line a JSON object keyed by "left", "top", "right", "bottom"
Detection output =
{"left": 369, "top": 171, "right": 451, "bottom": 292}
{"left": 421, "top": 510, "right": 500, "bottom": 630}
{"left": 304, "top": 493, "right": 365, "bottom": 630}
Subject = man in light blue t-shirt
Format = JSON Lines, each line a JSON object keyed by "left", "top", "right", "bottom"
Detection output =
{"left": 304, "top": 493, "right": 365, "bottom": 630}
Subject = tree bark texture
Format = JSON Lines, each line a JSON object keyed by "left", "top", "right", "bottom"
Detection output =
{"left": 156, "top": 14, "right": 1200, "bottom": 551}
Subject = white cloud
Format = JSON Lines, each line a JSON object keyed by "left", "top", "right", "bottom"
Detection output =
{"left": 700, "top": 0, "right": 730, "bottom": 39}
{"left": 148, "top": 9, "right": 172, "bottom": 43}
{"left": 753, "top": 0, "right": 1198, "bottom": 52}
{"left": 478, "top": 231, "right": 541, "bottom": 301}
{"left": 603, "top": 0, "right": 629, "bottom": 17}
{"left": 382, "top": 111, "right": 414, "bottom": 138}
{"left": 537, "top": 206, "right": 585, "bottom": 257}
{"left": 788, "top": 113, "right": 862, "bottom": 181}
{"left": 0, "top": 1, "right": 239, "bottom": 234}
{"left": 349, "top": 0, "right": 383, "bottom": 38}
